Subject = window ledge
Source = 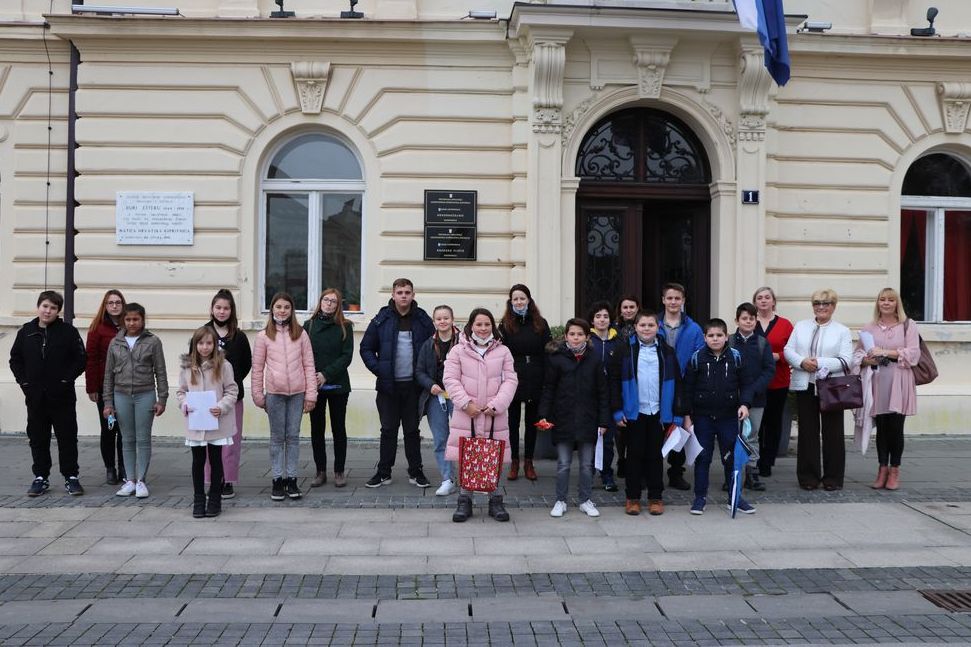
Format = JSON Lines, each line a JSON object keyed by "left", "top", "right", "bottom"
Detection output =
{"left": 913, "top": 323, "right": 971, "bottom": 343}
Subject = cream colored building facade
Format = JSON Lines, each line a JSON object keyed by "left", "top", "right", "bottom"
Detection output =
{"left": 1, "top": 0, "right": 970, "bottom": 438}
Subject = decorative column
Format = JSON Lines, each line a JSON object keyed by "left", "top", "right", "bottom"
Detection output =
{"left": 733, "top": 44, "right": 773, "bottom": 307}
{"left": 525, "top": 28, "right": 572, "bottom": 321}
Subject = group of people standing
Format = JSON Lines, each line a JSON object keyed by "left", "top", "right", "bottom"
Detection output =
{"left": 7, "top": 277, "right": 923, "bottom": 520}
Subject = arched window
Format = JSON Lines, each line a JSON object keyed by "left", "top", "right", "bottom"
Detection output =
{"left": 261, "top": 133, "right": 364, "bottom": 312}
{"left": 900, "top": 153, "right": 971, "bottom": 322}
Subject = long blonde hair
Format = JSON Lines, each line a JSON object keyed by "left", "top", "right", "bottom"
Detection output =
{"left": 872, "top": 287, "right": 908, "bottom": 323}
{"left": 89, "top": 290, "right": 126, "bottom": 332}
{"left": 188, "top": 326, "right": 225, "bottom": 385}
{"left": 265, "top": 292, "right": 303, "bottom": 341}
{"left": 309, "top": 288, "right": 350, "bottom": 340}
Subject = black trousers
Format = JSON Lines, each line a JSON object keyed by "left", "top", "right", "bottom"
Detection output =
{"left": 624, "top": 413, "right": 664, "bottom": 501}
{"left": 758, "top": 387, "right": 788, "bottom": 470}
{"left": 875, "top": 413, "right": 906, "bottom": 466}
{"left": 376, "top": 381, "right": 423, "bottom": 477}
{"left": 310, "top": 392, "right": 349, "bottom": 474}
{"left": 26, "top": 393, "right": 79, "bottom": 480}
{"left": 796, "top": 385, "right": 845, "bottom": 488}
{"left": 192, "top": 445, "right": 223, "bottom": 496}
{"left": 508, "top": 398, "right": 539, "bottom": 461}
{"left": 95, "top": 395, "right": 125, "bottom": 476}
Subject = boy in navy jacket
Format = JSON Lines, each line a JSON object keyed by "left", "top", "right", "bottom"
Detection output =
{"left": 682, "top": 318, "right": 755, "bottom": 516}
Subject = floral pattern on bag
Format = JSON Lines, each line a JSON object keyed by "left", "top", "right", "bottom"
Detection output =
{"left": 459, "top": 436, "right": 505, "bottom": 493}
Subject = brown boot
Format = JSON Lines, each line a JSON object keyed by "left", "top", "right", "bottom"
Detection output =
{"left": 310, "top": 471, "right": 326, "bottom": 487}
{"left": 871, "top": 465, "right": 889, "bottom": 489}
{"left": 648, "top": 500, "right": 664, "bottom": 516}
{"left": 625, "top": 499, "right": 641, "bottom": 516}
{"left": 885, "top": 466, "right": 900, "bottom": 490}
{"left": 524, "top": 460, "right": 538, "bottom": 481}
{"left": 507, "top": 459, "right": 519, "bottom": 481}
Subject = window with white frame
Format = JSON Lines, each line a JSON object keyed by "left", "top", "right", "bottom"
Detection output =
{"left": 261, "top": 133, "right": 364, "bottom": 312}
{"left": 900, "top": 153, "right": 971, "bottom": 322}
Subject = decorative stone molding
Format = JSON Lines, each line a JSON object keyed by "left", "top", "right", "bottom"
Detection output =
{"left": 529, "top": 31, "right": 572, "bottom": 134}
{"left": 700, "top": 91, "right": 736, "bottom": 152}
{"left": 629, "top": 37, "right": 676, "bottom": 100}
{"left": 561, "top": 90, "right": 603, "bottom": 148}
{"left": 738, "top": 47, "right": 771, "bottom": 141}
{"left": 939, "top": 83, "right": 971, "bottom": 134}
{"left": 290, "top": 62, "right": 331, "bottom": 115}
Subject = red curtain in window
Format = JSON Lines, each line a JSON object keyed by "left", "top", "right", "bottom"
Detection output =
{"left": 900, "top": 210, "right": 926, "bottom": 265}
{"left": 944, "top": 210, "right": 971, "bottom": 321}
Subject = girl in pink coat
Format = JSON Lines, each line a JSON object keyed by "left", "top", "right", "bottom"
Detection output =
{"left": 443, "top": 308, "right": 518, "bottom": 523}
{"left": 251, "top": 292, "right": 317, "bottom": 502}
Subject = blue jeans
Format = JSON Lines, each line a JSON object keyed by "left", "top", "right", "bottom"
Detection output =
{"left": 114, "top": 390, "right": 156, "bottom": 482}
{"left": 556, "top": 441, "right": 594, "bottom": 503}
{"left": 693, "top": 415, "right": 738, "bottom": 499}
{"left": 425, "top": 396, "right": 454, "bottom": 482}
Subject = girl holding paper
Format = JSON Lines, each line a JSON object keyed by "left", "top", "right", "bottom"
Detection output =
{"left": 607, "top": 311, "right": 684, "bottom": 516}
{"left": 177, "top": 326, "right": 238, "bottom": 518}
{"left": 537, "top": 318, "right": 610, "bottom": 519}
{"left": 854, "top": 288, "right": 920, "bottom": 490}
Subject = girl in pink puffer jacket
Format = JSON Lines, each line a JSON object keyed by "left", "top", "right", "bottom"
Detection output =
{"left": 252, "top": 292, "right": 316, "bottom": 502}
{"left": 443, "top": 308, "right": 518, "bottom": 523}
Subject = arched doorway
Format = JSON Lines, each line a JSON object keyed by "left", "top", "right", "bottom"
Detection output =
{"left": 575, "top": 107, "right": 712, "bottom": 319}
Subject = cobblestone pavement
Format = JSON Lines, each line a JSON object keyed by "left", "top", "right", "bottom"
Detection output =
{"left": 0, "top": 435, "right": 970, "bottom": 645}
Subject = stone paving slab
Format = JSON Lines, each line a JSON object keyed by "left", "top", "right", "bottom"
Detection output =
{"left": 747, "top": 592, "right": 854, "bottom": 618}
{"left": 374, "top": 599, "right": 470, "bottom": 623}
{"left": 656, "top": 593, "right": 761, "bottom": 619}
{"left": 0, "top": 599, "right": 89, "bottom": 623}
{"left": 561, "top": 595, "right": 662, "bottom": 620}
{"left": 469, "top": 596, "right": 568, "bottom": 622}
{"left": 80, "top": 598, "right": 185, "bottom": 623}
{"left": 833, "top": 590, "right": 950, "bottom": 615}
{"left": 274, "top": 599, "right": 376, "bottom": 623}
{"left": 177, "top": 598, "right": 279, "bottom": 622}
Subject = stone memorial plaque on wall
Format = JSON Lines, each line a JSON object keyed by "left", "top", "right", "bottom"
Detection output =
{"left": 424, "top": 190, "right": 476, "bottom": 260}
{"left": 115, "top": 192, "right": 194, "bottom": 245}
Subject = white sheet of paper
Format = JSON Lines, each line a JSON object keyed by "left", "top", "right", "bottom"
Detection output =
{"left": 594, "top": 434, "right": 604, "bottom": 471}
{"left": 859, "top": 330, "right": 875, "bottom": 352}
{"left": 661, "top": 426, "right": 689, "bottom": 458}
{"left": 186, "top": 391, "right": 219, "bottom": 430}
{"left": 683, "top": 429, "right": 704, "bottom": 466}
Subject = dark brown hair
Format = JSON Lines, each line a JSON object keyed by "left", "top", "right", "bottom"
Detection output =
{"left": 309, "top": 288, "right": 350, "bottom": 340}
{"left": 500, "top": 283, "right": 546, "bottom": 334}
{"left": 265, "top": 292, "right": 302, "bottom": 341}
{"left": 210, "top": 289, "right": 239, "bottom": 337}
{"left": 464, "top": 308, "right": 499, "bottom": 340}
{"left": 614, "top": 295, "right": 641, "bottom": 323}
{"left": 89, "top": 289, "right": 126, "bottom": 332}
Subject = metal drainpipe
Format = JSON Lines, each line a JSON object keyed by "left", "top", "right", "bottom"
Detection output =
{"left": 64, "top": 39, "right": 79, "bottom": 324}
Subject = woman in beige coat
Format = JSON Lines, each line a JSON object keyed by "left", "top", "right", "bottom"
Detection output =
{"left": 178, "top": 326, "right": 238, "bottom": 518}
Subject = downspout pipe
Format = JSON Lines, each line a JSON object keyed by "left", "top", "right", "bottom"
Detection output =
{"left": 64, "top": 39, "right": 79, "bottom": 324}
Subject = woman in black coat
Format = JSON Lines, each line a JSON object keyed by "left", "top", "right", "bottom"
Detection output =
{"left": 498, "top": 284, "right": 551, "bottom": 481}
{"left": 537, "top": 319, "right": 610, "bottom": 518}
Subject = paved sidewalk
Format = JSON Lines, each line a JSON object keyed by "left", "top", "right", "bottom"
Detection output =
{"left": 0, "top": 434, "right": 970, "bottom": 645}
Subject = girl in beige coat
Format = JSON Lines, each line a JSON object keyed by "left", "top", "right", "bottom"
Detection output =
{"left": 178, "top": 327, "right": 238, "bottom": 518}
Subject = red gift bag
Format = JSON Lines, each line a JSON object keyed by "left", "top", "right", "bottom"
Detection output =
{"left": 458, "top": 417, "right": 505, "bottom": 493}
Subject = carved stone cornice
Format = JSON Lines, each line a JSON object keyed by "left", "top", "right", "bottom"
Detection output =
{"left": 938, "top": 82, "right": 971, "bottom": 134}
{"left": 561, "top": 90, "right": 603, "bottom": 148}
{"left": 527, "top": 30, "right": 572, "bottom": 134}
{"left": 738, "top": 47, "right": 771, "bottom": 141}
{"left": 629, "top": 36, "right": 677, "bottom": 100}
{"left": 290, "top": 61, "right": 331, "bottom": 114}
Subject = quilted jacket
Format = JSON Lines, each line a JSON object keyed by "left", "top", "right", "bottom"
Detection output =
{"left": 251, "top": 324, "right": 316, "bottom": 408}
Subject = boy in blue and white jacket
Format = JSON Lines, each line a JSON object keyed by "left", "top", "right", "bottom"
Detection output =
{"left": 682, "top": 318, "right": 756, "bottom": 516}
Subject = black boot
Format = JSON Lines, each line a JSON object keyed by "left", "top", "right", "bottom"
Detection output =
{"left": 205, "top": 486, "right": 222, "bottom": 518}
{"left": 488, "top": 494, "right": 510, "bottom": 522}
{"left": 746, "top": 469, "right": 766, "bottom": 492}
{"left": 452, "top": 494, "right": 473, "bottom": 523}
{"left": 192, "top": 493, "right": 206, "bottom": 519}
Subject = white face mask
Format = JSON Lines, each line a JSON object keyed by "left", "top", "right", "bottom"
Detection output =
{"left": 472, "top": 333, "right": 494, "bottom": 346}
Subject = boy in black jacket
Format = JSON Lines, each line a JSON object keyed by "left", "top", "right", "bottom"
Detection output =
{"left": 8, "top": 291, "right": 87, "bottom": 496}
{"left": 682, "top": 318, "right": 755, "bottom": 515}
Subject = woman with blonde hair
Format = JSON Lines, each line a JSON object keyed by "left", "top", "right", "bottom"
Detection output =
{"left": 784, "top": 289, "right": 852, "bottom": 491}
{"left": 854, "top": 288, "right": 920, "bottom": 490}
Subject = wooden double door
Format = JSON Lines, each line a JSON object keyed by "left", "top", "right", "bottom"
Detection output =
{"left": 576, "top": 198, "right": 710, "bottom": 322}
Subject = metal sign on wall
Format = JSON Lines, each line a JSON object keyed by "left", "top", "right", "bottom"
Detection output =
{"left": 115, "top": 192, "right": 194, "bottom": 245}
{"left": 423, "top": 190, "right": 476, "bottom": 260}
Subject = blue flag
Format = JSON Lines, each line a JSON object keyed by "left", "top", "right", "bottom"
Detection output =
{"left": 730, "top": 435, "right": 753, "bottom": 518}
{"left": 733, "top": 0, "right": 792, "bottom": 86}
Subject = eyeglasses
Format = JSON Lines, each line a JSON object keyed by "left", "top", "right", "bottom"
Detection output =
{"left": 321, "top": 297, "right": 339, "bottom": 304}
{"left": 812, "top": 301, "right": 834, "bottom": 307}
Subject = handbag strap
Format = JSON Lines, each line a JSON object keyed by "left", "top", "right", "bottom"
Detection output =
{"left": 469, "top": 416, "right": 475, "bottom": 438}
{"left": 835, "top": 357, "right": 849, "bottom": 376}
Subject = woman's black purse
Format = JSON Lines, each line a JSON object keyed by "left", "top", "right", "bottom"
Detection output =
{"left": 817, "top": 358, "right": 863, "bottom": 413}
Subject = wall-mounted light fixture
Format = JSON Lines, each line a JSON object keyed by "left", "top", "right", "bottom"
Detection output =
{"left": 270, "top": 0, "right": 294, "bottom": 18}
{"left": 911, "top": 7, "right": 939, "bottom": 37}
{"left": 466, "top": 10, "right": 497, "bottom": 20}
{"left": 341, "top": 0, "right": 363, "bottom": 19}
{"left": 797, "top": 20, "right": 832, "bottom": 33}
{"left": 71, "top": 4, "right": 180, "bottom": 15}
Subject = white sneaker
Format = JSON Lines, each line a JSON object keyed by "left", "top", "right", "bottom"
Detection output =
{"left": 115, "top": 480, "right": 136, "bottom": 497}
{"left": 435, "top": 479, "right": 456, "bottom": 496}
{"left": 135, "top": 481, "right": 149, "bottom": 498}
{"left": 579, "top": 500, "right": 601, "bottom": 518}
{"left": 550, "top": 500, "right": 567, "bottom": 518}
